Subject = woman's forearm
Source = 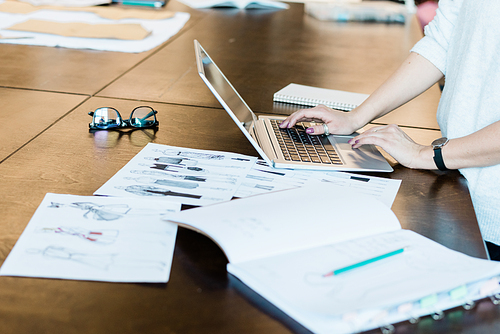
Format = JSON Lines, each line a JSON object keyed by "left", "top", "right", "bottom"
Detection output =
{"left": 440, "top": 121, "right": 500, "bottom": 169}
{"left": 351, "top": 52, "right": 444, "bottom": 127}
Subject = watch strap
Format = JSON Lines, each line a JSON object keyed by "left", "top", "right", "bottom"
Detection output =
{"left": 433, "top": 147, "right": 448, "bottom": 171}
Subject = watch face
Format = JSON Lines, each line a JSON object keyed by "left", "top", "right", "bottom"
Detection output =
{"left": 432, "top": 137, "right": 448, "bottom": 148}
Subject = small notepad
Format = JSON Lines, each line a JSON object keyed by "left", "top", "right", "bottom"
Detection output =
{"left": 273, "top": 83, "right": 369, "bottom": 111}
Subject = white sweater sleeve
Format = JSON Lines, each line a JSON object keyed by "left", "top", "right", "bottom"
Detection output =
{"left": 411, "top": 0, "right": 463, "bottom": 75}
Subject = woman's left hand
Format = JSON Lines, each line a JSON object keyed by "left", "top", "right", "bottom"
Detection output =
{"left": 349, "top": 124, "right": 435, "bottom": 169}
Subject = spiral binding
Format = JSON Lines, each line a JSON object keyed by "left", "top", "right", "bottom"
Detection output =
{"left": 490, "top": 293, "right": 500, "bottom": 305}
{"left": 273, "top": 94, "right": 357, "bottom": 111}
{"left": 372, "top": 276, "right": 500, "bottom": 334}
{"left": 431, "top": 310, "right": 445, "bottom": 321}
{"left": 380, "top": 324, "right": 395, "bottom": 334}
{"left": 463, "top": 300, "right": 476, "bottom": 310}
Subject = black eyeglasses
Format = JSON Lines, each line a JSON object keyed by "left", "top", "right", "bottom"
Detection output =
{"left": 88, "top": 106, "right": 159, "bottom": 131}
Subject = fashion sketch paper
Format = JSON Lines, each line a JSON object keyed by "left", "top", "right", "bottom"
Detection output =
{"left": 0, "top": 193, "right": 181, "bottom": 283}
{"left": 234, "top": 159, "right": 401, "bottom": 207}
{"left": 94, "top": 143, "right": 257, "bottom": 206}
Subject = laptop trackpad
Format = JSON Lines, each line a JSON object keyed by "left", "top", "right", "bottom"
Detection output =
{"left": 331, "top": 135, "right": 386, "bottom": 167}
{"left": 333, "top": 135, "right": 354, "bottom": 150}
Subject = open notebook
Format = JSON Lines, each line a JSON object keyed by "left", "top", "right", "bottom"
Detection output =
{"left": 167, "top": 183, "right": 500, "bottom": 334}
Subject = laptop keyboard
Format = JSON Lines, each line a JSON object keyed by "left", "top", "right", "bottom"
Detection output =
{"left": 270, "top": 119, "right": 343, "bottom": 165}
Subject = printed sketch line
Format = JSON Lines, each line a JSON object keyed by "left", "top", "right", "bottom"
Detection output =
{"left": 37, "top": 226, "right": 119, "bottom": 245}
{"left": 49, "top": 202, "right": 131, "bottom": 221}
{"left": 28, "top": 246, "right": 167, "bottom": 271}
{"left": 116, "top": 185, "right": 202, "bottom": 199}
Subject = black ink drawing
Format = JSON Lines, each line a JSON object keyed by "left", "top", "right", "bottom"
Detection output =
{"left": 130, "top": 170, "right": 238, "bottom": 184}
{"left": 144, "top": 156, "right": 198, "bottom": 166}
{"left": 131, "top": 170, "right": 206, "bottom": 181}
{"left": 150, "top": 163, "right": 205, "bottom": 173}
{"left": 124, "top": 176, "right": 199, "bottom": 189}
{"left": 151, "top": 148, "right": 225, "bottom": 160}
{"left": 117, "top": 185, "right": 202, "bottom": 199}
{"left": 138, "top": 163, "right": 207, "bottom": 174}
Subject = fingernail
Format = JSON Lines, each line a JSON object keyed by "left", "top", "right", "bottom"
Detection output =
{"left": 306, "top": 128, "right": 314, "bottom": 134}
{"left": 355, "top": 140, "right": 360, "bottom": 144}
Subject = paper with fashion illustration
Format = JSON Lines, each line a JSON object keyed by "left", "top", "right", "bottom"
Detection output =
{"left": 94, "top": 143, "right": 258, "bottom": 206}
{"left": 234, "top": 159, "right": 401, "bottom": 207}
{"left": 0, "top": 193, "right": 180, "bottom": 283}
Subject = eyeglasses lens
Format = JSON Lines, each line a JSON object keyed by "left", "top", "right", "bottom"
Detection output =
{"left": 94, "top": 108, "right": 121, "bottom": 129}
{"left": 131, "top": 107, "right": 156, "bottom": 128}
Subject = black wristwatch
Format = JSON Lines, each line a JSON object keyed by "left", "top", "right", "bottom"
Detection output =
{"left": 432, "top": 137, "right": 449, "bottom": 171}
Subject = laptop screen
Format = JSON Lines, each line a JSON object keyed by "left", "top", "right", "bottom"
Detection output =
{"left": 195, "top": 41, "right": 256, "bottom": 132}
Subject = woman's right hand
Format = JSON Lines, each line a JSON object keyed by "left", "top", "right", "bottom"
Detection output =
{"left": 278, "top": 104, "right": 363, "bottom": 136}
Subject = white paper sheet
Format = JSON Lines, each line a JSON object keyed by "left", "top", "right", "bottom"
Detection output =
{"left": 0, "top": 193, "right": 181, "bottom": 282}
{"left": 0, "top": 3, "right": 190, "bottom": 53}
{"left": 311, "top": 170, "right": 401, "bottom": 207}
{"left": 228, "top": 229, "right": 500, "bottom": 333}
{"left": 168, "top": 183, "right": 402, "bottom": 264}
{"left": 234, "top": 160, "right": 401, "bottom": 207}
{"left": 94, "top": 143, "right": 258, "bottom": 206}
{"left": 233, "top": 160, "right": 311, "bottom": 198}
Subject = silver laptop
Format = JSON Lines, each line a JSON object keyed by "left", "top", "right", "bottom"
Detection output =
{"left": 194, "top": 40, "right": 393, "bottom": 172}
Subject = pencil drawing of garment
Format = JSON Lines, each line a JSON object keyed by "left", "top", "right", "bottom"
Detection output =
{"left": 154, "top": 149, "right": 224, "bottom": 160}
{"left": 126, "top": 176, "right": 199, "bottom": 189}
{"left": 151, "top": 163, "right": 204, "bottom": 172}
{"left": 130, "top": 170, "right": 207, "bottom": 182}
{"left": 42, "top": 246, "right": 167, "bottom": 271}
{"left": 43, "top": 246, "right": 114, "bottom": 270}
{"left": 123, "top": 185, "right": 202, "bottom": 198}
{"left": 50, "top": 227, "right": 118, "bottom": 244}
{"left": 154, "top": 157, "right": 183, "bottom": 164}
{"left": 153, "top": 157, "right": 197, "bottom": 166}
{"left": 49, "top": 202, "right": 130, "bottom": 221}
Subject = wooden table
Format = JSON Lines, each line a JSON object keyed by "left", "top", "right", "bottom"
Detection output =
{"left": 0, "top": 2, "right": 497, "bottom": 334}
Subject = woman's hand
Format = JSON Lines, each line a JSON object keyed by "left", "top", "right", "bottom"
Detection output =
{"left": 349, "top": 124, "right": 435, "bottom": 169}
{"left": 279, "top": 104, "right": 363, "bottom": 136}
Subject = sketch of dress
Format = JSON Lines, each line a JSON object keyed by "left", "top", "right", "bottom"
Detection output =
{"left": 124, "top": 176, "right": 199, "bottom": 189}
{"left": 150, "top": 163, "right": 205, "bottom": 173}
{"left": 144, "top": 156, "right": 198, "bottom": 166}
{"left": 38, "top": 227, "right": 119, "bottom": 245}
{"left": 39, "top": 246, "right": 166, "bottom": 271}
{"left": 49, "top": 202, "right": 131, "bottom": 221}
{"left": 130, "top": 170, "right": 207, "bottom": 181}
{"left": 152, "top": 149, "right": 225, "bottom": 160}
{"left": 119, "top": 185, "right": 202, "bottom": 199}
{"left": 130, "top": 170, "right": 237, "bottom": 184}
